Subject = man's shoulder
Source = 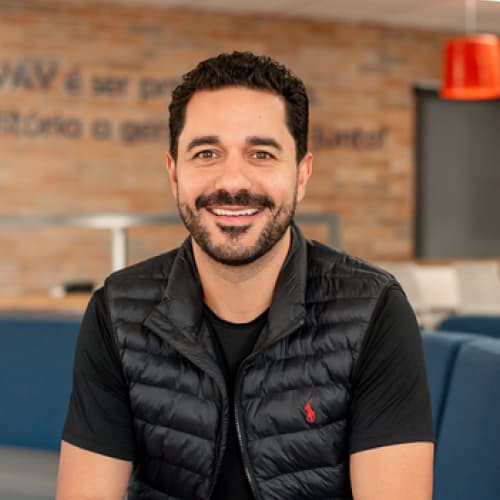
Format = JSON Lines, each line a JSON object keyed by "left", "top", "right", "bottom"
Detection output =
{"left": 102, "top": 246, "right": 183, "bottom": 327}
{"left": 306, "top": 238, "right": 395, "bottom": 284}
{"left": 106, "top": 246, "right": 181, "bottom": 284}
{"left": 102, "top": 246, "right": 184, "bottom": 311}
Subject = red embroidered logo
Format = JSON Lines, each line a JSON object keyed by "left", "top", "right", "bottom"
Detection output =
{"left": 304, "top": 399, "right": 316, "bottom": 423}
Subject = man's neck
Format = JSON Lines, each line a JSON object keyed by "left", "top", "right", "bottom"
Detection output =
{"left": 192, "top": 230, "right": 291, "bottom": 324}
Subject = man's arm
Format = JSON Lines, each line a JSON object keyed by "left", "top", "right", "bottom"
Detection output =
{"left": 350, "top": 442, "right": 434, "bottom": 500}
{"left": 348, "top": 287, "right": 435, "bottom": 498}
{"left": 56, "top": 441, "right": 132, "bottom": 500}
{"left": 57, "top": 289, "right": 136, "bottom": 499}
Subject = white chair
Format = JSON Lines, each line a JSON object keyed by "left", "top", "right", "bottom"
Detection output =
{"left": 453, "top": 261, "right": 500, "bottom": 314}
{"left": 414, "top": 266, "right": 459, "bottom": 330}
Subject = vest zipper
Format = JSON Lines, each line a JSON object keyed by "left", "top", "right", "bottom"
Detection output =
{"left": 207, "top": 323, "right": 230, "bottom": 500}
{"left": 234, "top": 318, "right": 305, "bottom": 500}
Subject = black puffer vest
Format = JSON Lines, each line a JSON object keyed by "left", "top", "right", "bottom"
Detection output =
{"left": 105, "top": 224, "right": 396, "bottom": 500}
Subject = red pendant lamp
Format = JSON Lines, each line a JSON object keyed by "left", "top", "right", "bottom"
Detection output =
{"left": 441, "top": 1, "right": 500, "bottom": 100}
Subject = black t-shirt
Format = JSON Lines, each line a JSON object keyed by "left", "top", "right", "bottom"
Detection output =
{"left": 205, "top": 306, "right": 267, "bottom": 500}
{"left": 63, "top": 286, "right": 434, "bottom": 497}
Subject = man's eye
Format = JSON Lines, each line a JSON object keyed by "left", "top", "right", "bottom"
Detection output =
{"left": 253, "top": 151, "right": 273, "bottom": 160}
{"left": 195, "top": 150, "right": 215, "bottom": 159}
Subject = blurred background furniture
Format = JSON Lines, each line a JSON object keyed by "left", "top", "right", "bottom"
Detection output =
{"left": 437, "top": 314, "right": 500, "bottom": 339}
{"left": 422, "top": 332, "right": 500, "bottom": 500}
{"left": 421, "top": 331, "right": 478, "bottom": 440}
{"left": 453, "top": 261, "right": 500, "bottom": 314}
{"left": 0, "top": 317, "right": 80, "bottom": 499}
{"left": 414, "top": 266, "right": 460, "bottom": 329}
{"left": 378, "top": 260, "right": 500, "bottom": 330}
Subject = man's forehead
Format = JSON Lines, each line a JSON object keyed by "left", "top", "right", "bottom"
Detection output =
{"left": 185, "top": 135, "right": 284, "bottom": 152}
{"left": 179, "top": 87, "right": 290, "bottom": 143}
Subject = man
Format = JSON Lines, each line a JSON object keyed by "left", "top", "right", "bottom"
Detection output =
{"left": 57, "top": 52, "right": 434, "bottom": 499}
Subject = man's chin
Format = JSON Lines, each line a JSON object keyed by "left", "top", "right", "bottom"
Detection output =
{"left": 194, "top": 229, "right": 268, "bottom": 266}
{"left": 206, "top": 232, "right": 260, "bottom": 256}
{"left": 200, "top": 245, "right": 264, "bottom": 267}
{"left": 215, "top": 222, "right": 252, "bottom": 239}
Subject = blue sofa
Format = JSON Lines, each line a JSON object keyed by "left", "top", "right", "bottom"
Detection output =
{"left": 422, "top": 332, "right": 500, "bottom": 500}
{"left": 438, "top": 314, "right": 500, "bottom": 339}
{"left": 0, "top": 317, "right": 80, "bottom": 499}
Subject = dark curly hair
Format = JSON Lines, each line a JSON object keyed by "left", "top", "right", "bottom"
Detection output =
{"left": 168, "top": 51, "right": 309, "bottom": 164}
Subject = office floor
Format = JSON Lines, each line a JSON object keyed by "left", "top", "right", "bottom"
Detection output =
{"left": 0, "top": 446, "right": 59, "bottom": 500}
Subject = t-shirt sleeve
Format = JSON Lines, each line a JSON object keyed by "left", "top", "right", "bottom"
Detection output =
{"left": 62, "top": 287, "right": 136, "bottom": 461}
{"left": 348, "top": 286, "right": 435, "bottom": 455}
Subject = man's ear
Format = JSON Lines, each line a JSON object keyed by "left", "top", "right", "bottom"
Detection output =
{"left": 296, "top": 152, "right": 313, "bottom": 203}
{"left": 165, "top": 150, "right": 178, "bottom": 200}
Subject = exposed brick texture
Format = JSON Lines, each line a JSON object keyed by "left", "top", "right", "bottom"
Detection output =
{"left": 0, "top": 0, "right": 449, "bottom": 293}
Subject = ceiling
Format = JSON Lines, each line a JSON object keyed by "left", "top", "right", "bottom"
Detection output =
{"left": 92, "top": 0, "right": 500, "bottom": 34}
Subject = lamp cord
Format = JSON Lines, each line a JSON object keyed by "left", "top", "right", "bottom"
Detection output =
{"left": 466, "top": 0, "right": 477, "bottom": 34}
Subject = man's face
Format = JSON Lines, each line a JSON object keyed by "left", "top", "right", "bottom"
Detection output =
{"left": 166, "top": 87, "right": 312, "bottom": 266}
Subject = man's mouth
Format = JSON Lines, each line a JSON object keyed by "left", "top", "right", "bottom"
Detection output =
{"left": 195, "top": 190, "right": 275, "bottom": 213}
{"left": 209, "top": 207, "right": 259, "bottom": 217}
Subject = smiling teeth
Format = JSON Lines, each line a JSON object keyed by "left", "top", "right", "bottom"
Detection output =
{"left": 211, "top": 208, "right": 258, "bottom": 216}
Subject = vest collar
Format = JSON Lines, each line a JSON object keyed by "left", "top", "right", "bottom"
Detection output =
{"left": 145, "top": 221, "right": 307, "bottom": 347}
{"left": 260, "top": 222, "right": 307, "bottom": 349}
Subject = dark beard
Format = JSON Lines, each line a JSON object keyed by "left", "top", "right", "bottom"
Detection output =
{"left": 177, "top": 188, "right": 297, "bottom": 266}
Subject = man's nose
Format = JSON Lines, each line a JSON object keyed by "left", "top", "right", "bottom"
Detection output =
{"left": 213, "top": 155, "right": 252, "bottom": 193}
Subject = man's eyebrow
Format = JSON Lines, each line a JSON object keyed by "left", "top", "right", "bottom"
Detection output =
{"left": 246, "top": 136, "right": 283, "bottom": 151}
{"left": 186, "top": 136, "right": 219, "bottom": 152}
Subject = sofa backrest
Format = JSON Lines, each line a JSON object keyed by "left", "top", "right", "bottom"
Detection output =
{"left": 438, "top": 315, "right": 500, "bottom": 339}
{"left": 0, "top": 318, "right": 80, "bottom": 450}
{"left": 433, "top": 338, "right": 500, "bottom": 500}
{"left": 421, "top": 331, "right": 478, "bottom": 439}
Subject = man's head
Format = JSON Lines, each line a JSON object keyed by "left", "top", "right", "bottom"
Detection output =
{"left": 166, "top": 52, "right": 312, "bottom": 267}
{"left": 169, "top": 51, "right": 309, "bottom": 165}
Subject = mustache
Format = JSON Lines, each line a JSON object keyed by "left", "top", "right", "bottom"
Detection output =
{"left": 195, "top": 190, "right": 275, "bottom": 210}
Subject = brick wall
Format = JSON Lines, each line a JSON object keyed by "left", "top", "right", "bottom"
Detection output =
{"left": 0, "top": 0, "right": 449, "bottom": 294}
